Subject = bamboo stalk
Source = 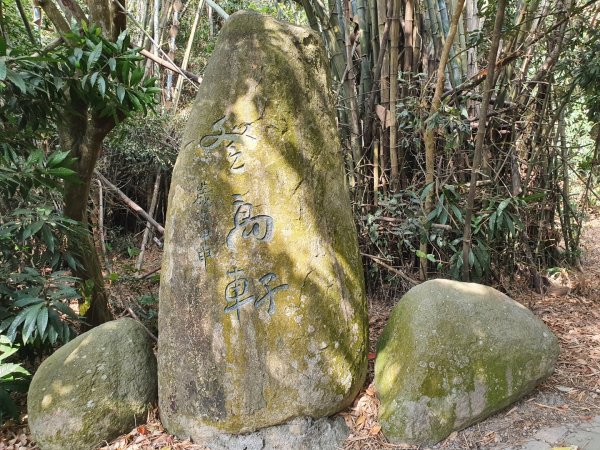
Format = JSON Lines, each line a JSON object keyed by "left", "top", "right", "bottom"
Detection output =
{"left": 342, "top": 0, "right": 362, "bottom": 183}
{"left": 96, "top": 179, "right": 111, "bottom": 271}
{"left": 403, "top": 0, "right": 414, "bottom": 74}
{"left": 136, "top": 169, "right": 162, "bottom": 272}
{"left": 388, "top": 0, "right": 401, "bottom": 191}
{"left": 173, "top": 0, "right": 204, "bottom": 110}
{"left": 165, "top": 0, "right": 181, "bottom": 102}
{"left": 205, "top": 0, "right": 228, "bottom": 19}
{"left": 152, "top": 0, "right": 160, "bottom": 76}
{"left": 462, "top": 0, "right": 507, "bottom": 281}
{"left": 356, "top": 0, "right": 372, "bottom": 114}
{"left": 420, "top": 0, "right": 466, "bottom": 280}
{"left": 15, "top": 0, "right": 36, "bottom": 44}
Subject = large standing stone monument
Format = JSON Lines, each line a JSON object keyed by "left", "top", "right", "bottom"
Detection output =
{"left": 158, "top": 10, "right": 367, "bottom": 444}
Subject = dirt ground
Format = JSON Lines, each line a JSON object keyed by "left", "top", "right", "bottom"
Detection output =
{"left": 2, "top": 217, "right": 599, "bottom": 450}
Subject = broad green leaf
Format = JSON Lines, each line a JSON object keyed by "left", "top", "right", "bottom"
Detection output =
{"left": 130, "top": 68, "right": 143, "bottom": 85}
{"left": 0, "top": 318, "right": 13, "bottom": 334}
{"left": 0, "top": 58, "right": 6, "bottom": 81}
{"left": 0, "top": 364, "right": 29, "bottom": 380}
{"left": 497, "top": 198, "right": 511, "bottom": 215}
{"left": 47, "top": 167, "right": 76, "bottom": 178}
{"left": 22, "top": 304, "right": 44, "bottom": 343}
{"left": 6, "top": 309, "right": 29, "bottom": 343}
{"left": 90, "top": 72, "right": 99, "bottom": 87}
{"left": 420, "top": 182, "right": 434, "bottom": 201}
{"left": 108, "top": 57, "right": 116, "bottom": 72}
{"left": 97, "top": 76, "right": 106, "bottom": 97}
{"left": 117, "top": 85, "right": 125, "bottom": 104}
{"left": 13, "top": 297, "right": 43, "bottom": 308}
{"left": 450, "top": 204, "right": 463, "bottom": 223}
{"left": 23, "top": 221, "right": 44, "bottom": 240}
{"left": 0, "top": 345, "right": 18, "bottom": 362}
{"left": 87, "top": 42, "right": 103, "bottom": 71}
{"left": 129, "top": 92, "right": 142, "bottom": 111}
{"left": 6, "top": 70, "right": 26, "bottom": 93}
{"left": 48, "top": 327, "right": 58, "bottom": 344}
{"left": 52, "top": 301, "right": 78, "bottom": 319}
{"left": 41, "top": 225, "right": 55, "bottom": 253}
{"left": 36, "top": 308, "right": 49, "bottom": 339}
{"left": 47, "top": 150, "right": 71, "bottom": 168}
{"left": 64, "top": 253, "right": 77, "bottom": 270}
{"left": 116, "top": 30, "right": 127, "bottom": 52}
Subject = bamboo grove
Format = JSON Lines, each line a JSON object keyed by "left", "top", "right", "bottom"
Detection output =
{"left": 294, "top": 0, "right": 600, "bottom": 290}
{"left": 3, "top": 0, "right": 599, "bottom": 312}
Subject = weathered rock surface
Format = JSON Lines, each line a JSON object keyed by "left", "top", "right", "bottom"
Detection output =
{"left": 158, "top": 10, "right": 367, "bottom": 442}
{"left": 375, "top": 279, "right": 559, "bottom": 446}
{"left": 190, "top": 416, "right": 349, "bottom": 450}
{"left": 28, "top": 318, "right": 157, "bottom": 450}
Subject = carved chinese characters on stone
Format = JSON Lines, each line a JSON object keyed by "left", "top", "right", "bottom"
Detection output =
{"left": 224, "top": 268, "right": 289, "bottom": 320}
{"left": 198, "top": 116, "right": 257, "bottom": 173}
{"left": 194, "top": 182, "right": 213, "bottom": 269}
{"left": 159, "top": 11, "right": 367, "bottom": 443}
{"left": 226, "top": 195, "right": 274, "bottom": 250}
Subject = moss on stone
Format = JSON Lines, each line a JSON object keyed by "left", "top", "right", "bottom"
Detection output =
{"left": 158, "top": 10, "right": 367, "bottom": 441}
{"left": 375, "top": 280, "right": 559, "bottom": 446}
{"left": 27, "top": 318, "right": 157, "bottom": 450}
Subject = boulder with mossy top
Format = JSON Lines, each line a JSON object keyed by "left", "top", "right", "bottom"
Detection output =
{"left": 158, "top": 10, "right": 367, "bottom": 447}
{"left": 27, "top": 318, "right": 157, "bottom": 450}
{"left": 375, "top": 279, "right": 559, "bottom": 446}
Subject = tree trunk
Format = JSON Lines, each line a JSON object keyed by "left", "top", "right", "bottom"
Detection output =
{"left": 59, "top": 112, "right": 115, "bottom": 326}
{"left": 40, "top": 0, "right": 128, "bottom": 327}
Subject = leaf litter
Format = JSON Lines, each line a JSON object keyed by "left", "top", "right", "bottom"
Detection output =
{"left": 2, "top": 218, "right": 600, "bottom": 449}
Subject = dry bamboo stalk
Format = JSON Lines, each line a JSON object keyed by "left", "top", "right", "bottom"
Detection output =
{"left": 343, "top": 0, "right": 362, "bottom": 183}
{"left": 388, "top": 0, "right": 401, "bottom": 191}
{"left": 462, "top": 0, "right": 507, "bottom": 281}
{"left": 403, "top": 0, "right": 414, "bottom": 74}
{"left": 173, "top": 0, "right": 205, "bottom": 110}
{"left": 136, "top": 169, "right": 162, "bottom": 272}
{"left": 420, "top": 0, "right": 466, "bottom": 280}
{"left": 95, "top": 170, "right": 165, "bottom": 235}
{"left": 96, "top": 179, "right": 111, "bottom": 271}
{"left": 373, "top": 138, "right": 380, "bottom": 205}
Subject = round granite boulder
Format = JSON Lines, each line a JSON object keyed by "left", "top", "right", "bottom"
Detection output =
{"left": 375, "top": 279, "right": 559, "bottom": 446}
{"left": 28, "top": 318, "right": 157, "bottom": 450}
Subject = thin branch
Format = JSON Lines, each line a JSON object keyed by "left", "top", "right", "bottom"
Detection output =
{"left": 15, "top": 0, "right": 36, "bottom": 44}
{"left": 205, "top": 0, "right": 229, "bottom": 20}
{"left": 362, "top": 253, "right": 419, "bottom": 285}
{"left": 113, "top": 0, "right": 201, "bottom": 87}
{"left": 125, "top": 307, "right": 158, "bottom": 342}
{"left": 94, "top": 170, "right": 165, "bottom": 235}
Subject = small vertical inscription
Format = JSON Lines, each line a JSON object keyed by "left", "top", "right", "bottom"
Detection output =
{"left": 195, "top": 183, "right": 213, "bottom": 269}
{"left": 226, "top": 194, "right": 274, "bottom": 250}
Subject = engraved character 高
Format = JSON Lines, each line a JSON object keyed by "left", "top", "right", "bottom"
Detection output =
{"left": 226, "top": 195, "right": 274, "bottom": 250}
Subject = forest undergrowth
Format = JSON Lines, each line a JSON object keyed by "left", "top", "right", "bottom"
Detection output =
{"left": 1, "top": 213, "right": 599, "bottom": 450}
